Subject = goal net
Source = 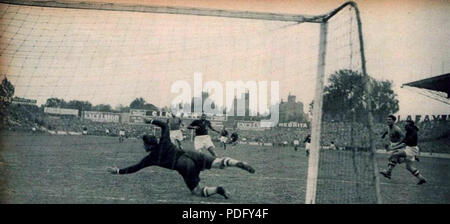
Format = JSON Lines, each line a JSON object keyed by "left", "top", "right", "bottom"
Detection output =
{"left": 0, "top": 0, "right": 380, "bottom": 204}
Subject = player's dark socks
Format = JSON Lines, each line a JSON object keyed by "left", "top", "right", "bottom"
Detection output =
{"left": 386, "top": 161, "right": 396, "bottom": 174}
{"left": 216, "top": 186, "right": 231, "bottom": 199}
{"left": 236, "top": 162, "right": 255, "bottom": 173}
{"left": 411, "top": 170, "right": 426, "bottom": 185}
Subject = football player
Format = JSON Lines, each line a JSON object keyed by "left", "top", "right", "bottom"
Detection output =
{"left": 219, "top": 126, "right": 229, "bottom": 150}
{"left": 380, "top": 120, "right": 426, "bottom": 185}
{"left": 107, "top": 118, "right": 255, "bottom": 199}
{"left": 187, "top": 114, "right": 220, "bottom": 157}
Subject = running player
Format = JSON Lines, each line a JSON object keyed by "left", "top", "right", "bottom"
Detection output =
{"left": 229, "top": 130, "right": 239, "bottom": 146}
{"left": 167, "top": 113, "right": 184, "bottom": 150}
{"left": 219, "top": 126, "right": 229, "bottom": 150}
{"left": 106, "top": 118, "right": 255, "bottom": 199}
{"left": 187, "top": 114, "right": 220, "bottom": 157}
{"left": 380, "top": 120, "right": 426, "bottom": 185}
{"left": 230, "top": 130, "right": 239, "bottom": 144}
{"left": 381, "top": 115, "right": 404, "bottom": 151}
{"left": 304, "top": 134, "right": 311, "bottom": 156}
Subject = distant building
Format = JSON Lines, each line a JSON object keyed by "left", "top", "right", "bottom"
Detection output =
{"left": 190, "top": 91, "right": 209, "bottom": 113}
{"left": 231, "top": 91, "right": 250, "bottom": 118}
{"left": 279, "top": 93, "right": 306, "bottom": 122}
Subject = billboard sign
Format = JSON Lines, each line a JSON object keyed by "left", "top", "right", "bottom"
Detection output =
{"left": 83, "top": 111, "right": 120, "bottom": 123}
{"left": 44, "top": 107, "right": 78, "bottom": 116}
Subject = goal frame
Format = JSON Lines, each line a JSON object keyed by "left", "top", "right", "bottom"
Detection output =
{"left": 0, "top": 0, "right": 381, "bottom": 204}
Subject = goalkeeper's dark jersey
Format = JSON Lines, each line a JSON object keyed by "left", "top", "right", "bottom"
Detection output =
{"left": 148, "top": 120, "right": 185, "bottom": 169}
{"left": 119, "top": 120, "right": 185, "bottom": 173}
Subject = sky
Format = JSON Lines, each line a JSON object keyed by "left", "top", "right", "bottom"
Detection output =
{"left": 0, "top": 0, "right": 449, "bottom": 117}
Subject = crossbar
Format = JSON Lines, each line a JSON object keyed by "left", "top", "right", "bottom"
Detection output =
{"left": 0, "top": 0, "right": 325, "bottom": 23}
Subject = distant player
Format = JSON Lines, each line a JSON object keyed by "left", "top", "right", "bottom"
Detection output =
{"left": 82, "top": 127, "right": 88, "bottom": 135}
{"left": 380, "top": 120, "right": 426, "bottom": 185}
{"left": 293, "top": 139, "right": 300, "bottom": 151}
{"left": 107, "top": 118, "right": 255, "bottom": 199}
{"left": 229, "top": 130, "right": 239, "bottom": 147}
{"left": 167, "top": 113, "right": 184, "bottom": 150}
{"left": 119, "top": 129, "right": 125, "bottom": 143}
{"left": 304, "top": 134, "right": 311, "bottom": 156}
{"left": 219, "top": 126, "right": 229, "bottom": 150}
{"left": 187, "top": 114, "right": 220, "bottom": 157}
{"left": 381, "top": 115, "right": 404, "bottom": 151}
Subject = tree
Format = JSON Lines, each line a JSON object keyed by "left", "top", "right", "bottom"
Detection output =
{"left": 1, "top": 77, "right": 15, "bottom": 125}
{"left": 115, "top": 104, "right": 130, "bottom": 113}
{"left": 92, "top": 104, "right": 113, "bottom": 112}
{"left": 319, "top": 69, "right": 399, "bottom": 122}
{"left": 0, "top": 77, "right": 15, "bottom": 106}
{"left": 129, "top": 97, "right": 158, "bottom": 111}
{"left": 130, "top": 97, "right": 146, "bottom": 109}
{"left": 44, "top": 97, "right": 67, "bottom": 108}
{"left": 143, "top": 103, "right": 158, "bottom": 111}
{"left": 67, "top": 100, "right": 92, "bottom": 116}
{"left": 370, "top": 79, "right": 399, "bottom": 122}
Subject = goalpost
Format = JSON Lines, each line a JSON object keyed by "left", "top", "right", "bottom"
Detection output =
{"left": 306, "top": 2, "right": 381, "bottom": 204}
{"left": 0, "top": 0, "right": 381, "bottom": 203}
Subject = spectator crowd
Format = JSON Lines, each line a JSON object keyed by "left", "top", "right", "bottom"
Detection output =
{"left": 1, "top": 104, "right": 449, "bottom": 153}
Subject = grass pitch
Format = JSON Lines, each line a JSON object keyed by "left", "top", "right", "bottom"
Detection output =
{"left": 1, "top": 132, "right": 448, "bottom": 204}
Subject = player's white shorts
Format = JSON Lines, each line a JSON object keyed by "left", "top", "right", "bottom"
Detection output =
{"left": 194, "top": 135, "right": 215, "bottom": 151}
{"left": 293, "top": 140, "right": 299, "bottom": 146}
{"left": 220, "top": 136, "right": 228, "bottom": 143}
{"left": 119, "top": 131, "right": 125, "bottom": 136}
{"left": 305, "top": 142, "right": 310, "bottom": 150}
{"left": 403, "top": 146, "right": 419, "bottom": 161}
{"left": 170, "top": 130, "right": 183, "bottom": 143}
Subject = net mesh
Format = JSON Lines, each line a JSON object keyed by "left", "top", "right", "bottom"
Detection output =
{"left": 315, "top": 6, "right": 378, "bottom": 203}
{"left": 0, "top": 2, "right": 378, "bottom": 203}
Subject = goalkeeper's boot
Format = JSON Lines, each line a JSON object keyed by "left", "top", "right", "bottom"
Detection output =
{"left": 236, "top": 162, "right": 255, "bottom": 174}
{"left": 216, "top": 186, "right": 231, "bottom": 199}
{"left": 380, "top": 170, "right": 391, "bottom": 179}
